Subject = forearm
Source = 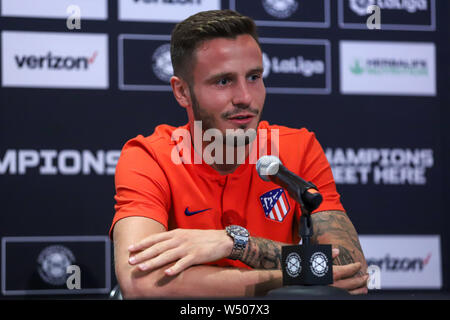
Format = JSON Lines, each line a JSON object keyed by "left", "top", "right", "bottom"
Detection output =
{"left": 119, "top": 262, "right": 282, "bottom": 298}
{"left": 240, "top": 237, "right": 288, "bottom": 269}
{"left": 311, "top": 210, "right": 368, "bottom": 275}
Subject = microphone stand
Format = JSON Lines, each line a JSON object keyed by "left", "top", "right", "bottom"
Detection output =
{"left": 266, "top": 180, "right": 349, "bottom": 298}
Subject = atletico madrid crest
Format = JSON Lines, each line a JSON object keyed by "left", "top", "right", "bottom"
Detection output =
{"left": 260, "top": 188, "right": 291, "bottom": 222}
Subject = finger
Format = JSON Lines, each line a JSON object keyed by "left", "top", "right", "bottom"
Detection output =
{"left": 138, "top": 248, "right": 182, "bottom": 272}
{"left": 349, "top": 286, "right": 369, "bottom": 295}
{"left": 332, "top": 248, "right": 339, "bottom": 259}
{"left": 165, "top": 255, "right": 195, "bottom": 276}
{"left": 333, "top": 274, "right": 369, "bottom": 291}
{"left": 333, "top": 262, "right": 361, "bottom": 280}
{"left": 128, "top": 231, "right": 173, "bottom": 252}
{"left": 129, "top": 239, "right": 178, "bottom": 265}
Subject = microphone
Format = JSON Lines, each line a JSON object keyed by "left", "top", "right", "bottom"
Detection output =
{"left": 256, "top": 156, "right": 340, "bottom": 297}
{"left": 257, "top": 156, "right": 336, "bottom": 291}
{"left": 256, "top": 155, "right": 322, "bottom": 212}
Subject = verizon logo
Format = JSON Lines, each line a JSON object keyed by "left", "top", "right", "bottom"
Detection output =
{"left": 367, "top": 253, "right": 432, "bottom": 272}
{"left": 14, "top": 51, "right": 98, "bottom": 70}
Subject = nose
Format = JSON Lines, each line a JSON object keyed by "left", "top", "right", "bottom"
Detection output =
{"left": 232, "top": 79, "right": 252, "bottom": 107}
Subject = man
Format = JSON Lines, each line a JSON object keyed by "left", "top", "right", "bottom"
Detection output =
{"left": 111, "top": 10, "right": 368, "bottom": 298}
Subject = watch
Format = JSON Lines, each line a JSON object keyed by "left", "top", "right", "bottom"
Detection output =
{"left": 225, "top": 225, "right": 250, "bottom": 260}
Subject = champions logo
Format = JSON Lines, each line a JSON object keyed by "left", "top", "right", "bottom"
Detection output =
{"left": 325, "top": 148, "right": 434, "bottom": 185}
{"left": 14, "top": 51, "right": 98, "bottom": 71}
{"left": 0, "top": 149, "right": 120, "bottom": 175}
{"left": 37, "top": 245, "right": 75, "bottom": 286}
{"left": 349, "top": 0, "right": 428, "bottom": 16}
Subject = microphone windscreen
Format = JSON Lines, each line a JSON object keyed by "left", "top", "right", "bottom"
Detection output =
{"left": 256, "top": 155, "right": 281, "bottom": 181}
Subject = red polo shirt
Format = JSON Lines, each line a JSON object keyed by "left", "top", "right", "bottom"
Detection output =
{"left": 110, "top": 121, "right": 345, "bottom": 268}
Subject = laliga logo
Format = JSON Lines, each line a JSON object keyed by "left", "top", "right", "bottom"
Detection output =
{"left": 262, "top": 0, "right": 299, "bottom": 19}
{"left": 262, "top": 52, "right": 325, "bottom": 78}
{"left": 350, "top": 0, "right": 376, "bottom": 16}
{"left": 152, "top": 43, "right": 174, "bottom": 83}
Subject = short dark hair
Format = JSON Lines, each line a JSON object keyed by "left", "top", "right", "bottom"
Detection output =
{"left": 170, "top": 9, "right": 260, "bottom": 83}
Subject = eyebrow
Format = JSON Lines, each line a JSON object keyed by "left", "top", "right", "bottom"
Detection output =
{"left": 206, "top": 67, "right": 264, "bottom": 83}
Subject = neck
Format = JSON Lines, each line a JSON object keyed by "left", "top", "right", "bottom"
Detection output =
{"left": 189, "top": 126, "right": 251, "bottom": 175}
{"left": 205, "top": 142, "right": 251, "bottom": 175}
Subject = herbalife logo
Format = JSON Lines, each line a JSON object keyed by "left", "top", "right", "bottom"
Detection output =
{"left": 350, "top": 60, "right": 364, "bottom": 75}
{"left": 350, "top": 58, "right": 428, "bottom": 76}
{"left": 262, "top": 52, "right": 324, "bottom": 78}
{"left": 14, "top": 51, "right": 98, "bottom": 70}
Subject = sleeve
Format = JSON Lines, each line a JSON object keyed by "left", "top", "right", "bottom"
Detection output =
{"left": 299, "top": 130, "right": 345, "bottom": 214}
{"left": 109, "top": 137, "right": 171, "bottom": 239}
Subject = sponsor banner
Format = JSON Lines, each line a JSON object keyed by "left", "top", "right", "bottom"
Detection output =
{"left": 0, "top": 149, "right": 121, "bottom": 176}
{"left": 360, "top": 235, "right": 442, "bottom": 289}
{"left": 340, "top": 41, "right": 436, "bottom": 96}
{"left": 1, "top": 31, "right": 109, "bottom": 89}
{"left": 1, "top": 0, "right": 108, "bottom": 20}
{"left": 1, "top": 236, "right": 111, "bottom": 295}
{"left": 119, "top": 35, "right": 331, "bottom": 94}
{"left": 119, "top": 34, "right": 173, "bottom": 91}
{"left": 339, "top": 0, "right": 436, "bottom": 31}
{"left": 118, "top": 0, "right": 220, "bottom": 22}
{"left": 230, "top": 0, "right": 330, "bottom": 28}
{"left": 260, "top": 38, "right": 331, "bottom": 94}
{"left": 325, "top": 147, "right": 434, "bottom": 185}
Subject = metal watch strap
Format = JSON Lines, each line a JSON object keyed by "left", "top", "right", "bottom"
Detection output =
{"left": 226, "top": 225, "right": 249, "bottom": 260}
{"left": 229, "top": 240, "right": 245, "bottom": 260}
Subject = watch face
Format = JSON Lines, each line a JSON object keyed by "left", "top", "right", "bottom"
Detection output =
{"left": 230, "top": 225, "right": 249, "bottom": 237}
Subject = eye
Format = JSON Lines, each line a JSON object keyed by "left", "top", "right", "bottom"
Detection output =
{"left": 248, "top": 73, "right": 261, "bottom": 82}
{"left": 217, "top": 78, "right": 230, "bottom": 86}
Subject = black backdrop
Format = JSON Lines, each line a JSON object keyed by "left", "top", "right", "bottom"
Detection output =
{"left": 0, "top": 0, "right": 449, "bottom": 297}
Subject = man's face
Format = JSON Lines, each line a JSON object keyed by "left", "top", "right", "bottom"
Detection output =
{"left": 187, "top": 34, "right": 266, "bottom": 137}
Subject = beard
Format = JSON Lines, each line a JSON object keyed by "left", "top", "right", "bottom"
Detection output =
{"left": 189, "top": 86, "right": 262, "bottom": 147}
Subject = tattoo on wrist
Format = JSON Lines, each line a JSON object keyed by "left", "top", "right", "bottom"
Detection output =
{"left": 241, "top": 237, "right": 282, "bottom": 270}
{"left": 334, "top": 245, "right": 354, "bottom": 265}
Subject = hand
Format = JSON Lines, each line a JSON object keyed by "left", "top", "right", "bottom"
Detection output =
{"left": 331, "top": 248, "right": 369, "bottom": 295}
{"left": 127, "top": 228, "right": 233, "bottom": 276}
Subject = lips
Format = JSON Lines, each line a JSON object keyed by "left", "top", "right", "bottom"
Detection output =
{"left": 227, "top": 113, "right": 256, "bottom": 124}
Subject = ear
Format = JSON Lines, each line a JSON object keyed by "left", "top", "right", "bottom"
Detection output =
{"left": 170, "top": 76, "right": 191, "bottom": 109}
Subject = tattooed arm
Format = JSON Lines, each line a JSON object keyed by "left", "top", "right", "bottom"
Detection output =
{"left": 123, "top": 211, "right": 368, "bottom": 296}
{"left": 240, "top": 211, "right": 367, "bottom": 270}
{"left": 311, "top": 210, "right": 367, "bottom": 270}
{"left": 311, "top": 210, "right": 369, "bottom": 294}
{"left": 240, "top": 237, "right": 285, "bottom": 269}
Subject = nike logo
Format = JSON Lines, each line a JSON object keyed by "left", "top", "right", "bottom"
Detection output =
{"left": 184, "top": 207, "right": 212, "bottom": 216}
